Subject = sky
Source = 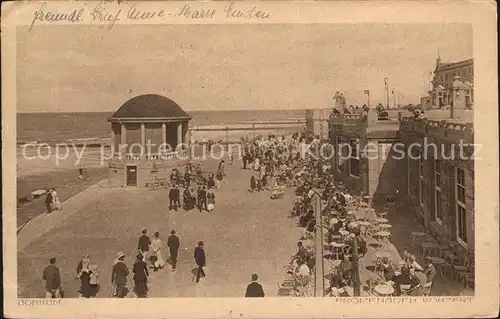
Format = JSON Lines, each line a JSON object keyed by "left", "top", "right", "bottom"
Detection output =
{"left": 17, "top": 24, "right": 472, "bottom": 113}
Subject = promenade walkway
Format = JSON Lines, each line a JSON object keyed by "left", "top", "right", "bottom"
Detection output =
{"left": 17, "top": 159, "right": 302, "bottom": 298}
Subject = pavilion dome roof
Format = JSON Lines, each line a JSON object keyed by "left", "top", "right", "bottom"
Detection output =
{"left": 110, "top": 94, "right": 191, "bottom": 120}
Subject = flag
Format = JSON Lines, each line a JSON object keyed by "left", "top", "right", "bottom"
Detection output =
{"left": 364, "top": 90, "right": 370, "bottom": 95}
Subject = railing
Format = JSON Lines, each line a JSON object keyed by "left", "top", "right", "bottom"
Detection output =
{"left": 113, "top": 151, "right": 181, "bottom": 161}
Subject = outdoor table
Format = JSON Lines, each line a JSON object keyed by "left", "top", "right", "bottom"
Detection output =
{"left": 375, "top": 251, "right": 391, "bottom": 260}
{"left": 375, "top": 218, "right": 389, "bottom": 224}
{"left": 373, "top": 284, "right": 394, "bottom": 296}
{"left": 379, "top": 223, "right": 392, "bottom": 230}
{"left": 411, "top": 232, "right": 426, "bottom": 237}
{"left": 376, "top": 231, "right": 391, "bottom": 246}
{"left": 431, "top": 257, "right": 445, "bottom": 265}
{"left": 421, "top": 242, "right": 439, "bottom": 256}
{"left": 357, "top": 221, "right": 371, "bottom": 226}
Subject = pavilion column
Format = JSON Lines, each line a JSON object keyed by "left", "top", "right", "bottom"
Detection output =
{"left": 177, "top": 122, "right": 182, "bottom": 150}
{"left": 121, "top": 123, "right": 127, "bottom": 154}
{"left": 110, "top": 127, "right": 115, "bottom": 150}
{"left": 183, "top": 122, "right": 188, "bottom": 144}
{"left": 162, "top": 123, "right": 167, "bottom": 145}
{"left": 141, "top": 123, "right": 146, "bottom": 149}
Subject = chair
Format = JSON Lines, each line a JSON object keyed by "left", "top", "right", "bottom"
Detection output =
{"left": 456, "top": 260, "right": 474, "bottom": 288}
{"left": 420, "top": 242, "right": 439, "bottom": 257}
{"left": 359, "top": 225, "right": 368, "bottom": 238}
{"left": 437, "top": 260, "right": 453, "bottom": 281}
{"left": 411, "top": 232, "right": 426, "bottom": 251}
{"left": 374, "top": 260, "right": 385, "bottom": 278}
{"left": 277, "top": 281, "right": 294, "bottom": 296}
{"left": 452, "top": 257, "right": 469, "bottom": 280}
{"left": 437, "top": 239, "right": 452, "bottom": 259}
{"left": 422, "top": 282, "right": 432, "bottom": 296}
{"left": 376, "top": 211, "right": 388, "bottom": 219}
{"left": 330, "top": 234, "right": 342, "bottom": 243}
{"left": 330, "top": 243, "right": 345, "bottom": 260}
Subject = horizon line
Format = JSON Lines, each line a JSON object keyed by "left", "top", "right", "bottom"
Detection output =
{"left": 16, "top": 108, "right": 319, "bottom": 114}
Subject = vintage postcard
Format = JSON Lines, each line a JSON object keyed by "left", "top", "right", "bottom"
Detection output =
{"left": 2, "top": 0, "right": 499, "bottom": 318}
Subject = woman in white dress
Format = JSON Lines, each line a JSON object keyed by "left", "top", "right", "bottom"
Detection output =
{"left": 207, "top": 188, "right": 215, "bottom": 212}
{"left": 253, "top": 157, "right": 260, "bottom": 171}
{"left": 51, "top": 188, "right": 62, "bottom": 210}
{"left": 150, "top": 232, "right": 165, "bottom": 271}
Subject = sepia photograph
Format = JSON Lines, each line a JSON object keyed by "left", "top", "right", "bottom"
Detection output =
{"left": 3, "top": 1, "right": 498, "bottom": 318}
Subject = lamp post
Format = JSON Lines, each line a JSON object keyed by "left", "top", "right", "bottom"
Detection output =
{"left": 391, "top": 88, "right": 395, "bottom": 109}
{"left": 349, "top": 231, "right": 361, "bottom": 296}
{"left": 311, "top": 189, "right": 324, "bottom": 297}
{"left": 384, "top": 77, "right": 389, "bottom": 109}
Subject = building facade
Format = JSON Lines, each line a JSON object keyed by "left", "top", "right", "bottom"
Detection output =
{"left": 306, "top": 108, "right": 332, "bottom": 140}
{"left": 328, "top": 109, "right": 475, "bottom": 253}
{"left": 429, "top": 57, "right": 474, "bottom": 109}
{"left": 329, "top": 110, "right": 403, "bottom": 209}
{"left": 107, "top": 94, "right": 191, "bottom": 187}
{"left": 400, "top": 116, "right": 474, "bottom": 253}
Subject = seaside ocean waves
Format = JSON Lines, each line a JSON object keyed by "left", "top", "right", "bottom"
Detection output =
{"left": 17, "top": 109, "right": 305, "bottom": 146}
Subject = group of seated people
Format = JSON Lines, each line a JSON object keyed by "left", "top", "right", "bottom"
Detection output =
{"left": 286, "top": 241, "right": 315, "bottom": 295}
{"left": 325, "top": 255, "right": 353, "bottom": 297}
{"left": 374, "top": 254, "right": 436, "bottom": 296}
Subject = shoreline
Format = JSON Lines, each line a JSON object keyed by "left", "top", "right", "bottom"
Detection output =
{"left": 16, "top": 167, "right": 109, "bottom": 228}
{"left": 16, "top": 124, "right": 303, "bottom": 147}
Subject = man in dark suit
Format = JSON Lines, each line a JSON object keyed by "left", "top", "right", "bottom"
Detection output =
{"left": 137, "top": 229, "right": 151, "bottom": 263}
{"left": 167, "top": 230, "right": 180, "bottom": 271}
{"left": 43, "top": 257, "right": 61, "bottom": 298}
{"left": 196, "top": 185, "right": 202, "bottom": 210}
{"left": 169, "top": 185, "right": 180, "bottom": 211}
{"left": 45, "top": 189, "right": 53, "bottom": 214}
{"left": 111, "top": 252, "right": 129, "bottom": 298}
{"left": 194, "top": 241, "right": 206, "bottom": 283}
{"left": 245, "top": 273, "right": 265, "bottom": 297}
{"left": 198, "top": 186, "right": 207, "bottom": 212}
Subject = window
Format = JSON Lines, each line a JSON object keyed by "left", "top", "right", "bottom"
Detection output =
{"left": 435, "top": 160, "right": 443, "bottom": 223}
{"left": 455, "top": 167, "right": 467, "bottom": 245}
{"left": 419, "top": 158, "right": 424, "bottom": 206}
{"left": 349, "top": 139, "right": 360, "bottom": 177}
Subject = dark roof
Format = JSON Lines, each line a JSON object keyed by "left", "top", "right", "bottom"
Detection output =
{"left": 110, "top": 94, "right": 190, "bottom": 119}
{"left": 436, "top": 58, "right": 473, "bottom": 71}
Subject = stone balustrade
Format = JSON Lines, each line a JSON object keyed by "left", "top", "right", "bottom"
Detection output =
{"left": 112, "top": 151, "right": 182, "bottom": 162}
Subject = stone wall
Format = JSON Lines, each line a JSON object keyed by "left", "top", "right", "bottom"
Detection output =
{"left": 108, "top": 158, "right": 189, "bottom": 187}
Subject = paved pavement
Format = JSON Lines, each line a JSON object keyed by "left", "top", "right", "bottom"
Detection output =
{"left": 17, "top": 160, "right": 303, "bottom": 298}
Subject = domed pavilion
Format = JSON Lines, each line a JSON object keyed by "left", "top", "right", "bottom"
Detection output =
{"left": 107, "top": 94, "right": 191, "bottom": 187}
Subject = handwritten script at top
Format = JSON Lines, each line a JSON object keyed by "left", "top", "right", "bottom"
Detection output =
{"left": 29, "top": 2, "right": 270, "bottom": 31}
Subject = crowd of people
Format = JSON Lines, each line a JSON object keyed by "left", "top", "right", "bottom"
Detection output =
{"left": 40, "top": 127, "right": 440, "bottom": 299}
{"left": 40, "top": 144, "right": 267, "bottom": 298}
{"left": 167, "top": 161, "right": 227, "bottom": 213}
{"left": 42, "top": 228, "right": 199, "bottom": 298}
